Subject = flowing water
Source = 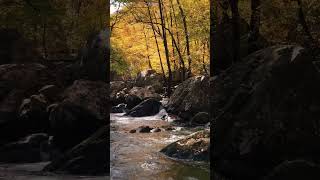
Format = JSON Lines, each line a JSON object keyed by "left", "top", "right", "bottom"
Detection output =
{"left": 0, "top": 162, "right": 108, "bottom": 180}
{"left": 110, "top": 112, "right": 210, "bottom": 180}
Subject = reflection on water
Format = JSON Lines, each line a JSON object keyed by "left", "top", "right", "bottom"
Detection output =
{"left": 0, "top": 162, "right": 108, "bottom": 180}
{"left": 110, "top": 113, "right": 210, "bottom": 180}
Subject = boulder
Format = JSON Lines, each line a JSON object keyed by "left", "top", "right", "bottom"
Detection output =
{"left": 212, "top": 45, "right": 320, "bottom": 179}
{"left": 44, "top": 126, "right": 108, "bottom": 175}
{"left": 111, "top": 103, "right": 127, "bottom": 113}
{"left": 39, "top": 85, "right": 60, "bottom": 101}
{"left": 125, "top": 98, "right": 162, "bottom": 117}
{"left": 137, "top": 126, "right": 153, "bottom": 133}
{"left": 0, "top": 133, "right": 49, "bottom": 163}
{"left": 62, "top": 80, "right": 109, "bottom": 120}
{"left": 151, "top": 128, "right": 161, "bottom": 133}
{"left": 125, "top": 94, "right": 142, "bottom": 110}
{"left": 129, "top": 86, "right": 162, "bottom": 101}
{"left": 135, "top": 69, "right": 162, "bottom": 86}
{"left": 190, "top": 112, "right": 210, "bottom": 125}
{"left": 18, "top": 94, "right": 49, "bottom": 132}
{"left": 48, "top": 102, "right": 104, "bottom": 151}
{"left": 160, "top": 130, "right": 210, "bottom": 161}
{"left": 167, "top": 76, "right": 210, "bottom": 120}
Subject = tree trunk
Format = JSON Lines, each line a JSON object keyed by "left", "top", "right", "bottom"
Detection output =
{"left": 229, "top": 0, "right": 240, "bottom": 63}
{"left": 143, "top": 26, "right": 153, "bottom": 69}
{"left": 176, "top": 0, "right": 192, "bottom": 77}
{"left": 145, "top": 0, "right": 167, "bottom": 83}
{"left": 158, "top": 0, "right": 172, "bottom": 96}
{"left": 249, "top": 0, "right": 261, "bottom": 52}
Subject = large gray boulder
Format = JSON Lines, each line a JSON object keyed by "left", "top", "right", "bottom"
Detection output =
{"left": 212, "top": 45, "right": 320, "bottom": 179}
{"left": 61, "top": 80, "right": 109, "bottom": 120}
{"left": 167, "top": 76, "right": 210, "bottom": 120}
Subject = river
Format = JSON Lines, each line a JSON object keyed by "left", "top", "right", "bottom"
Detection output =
{"left": 110, "top": 112, "right": 210, "bottom": 180}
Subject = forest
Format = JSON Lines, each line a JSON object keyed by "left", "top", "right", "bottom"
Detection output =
{"left": 111, "top": 0, "right": 209, "bottom": 81}
{"left": 0, "top": 0, "right": 109, "bottom": 179}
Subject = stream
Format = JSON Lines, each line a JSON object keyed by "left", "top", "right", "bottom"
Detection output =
{"left": 110, "top": 111, "right": 210, "bottom": 180}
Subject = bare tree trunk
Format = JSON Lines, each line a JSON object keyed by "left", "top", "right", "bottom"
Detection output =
{"left": 145, "top": 0, "right": 167, "bottom": 83}
{"left": 249, "top": 0, "right": 261, "bottom": 52}
{"left": 176, "top": 0, "right": 192, "bottom": 77}
{"left": 169, "top": 0, "right": 185, "bottom": 81}
{"left": 143, "top": 26, "right": 153, "bottom": 69}
{"left": 158, "top": 0, "right": 173, "bottom": 96}
{"left": 229, "top": 0, "right": 240, "bottom": 63}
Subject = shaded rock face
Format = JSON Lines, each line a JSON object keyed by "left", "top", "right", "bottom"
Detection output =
{"left": 18, "top": 94, "right": 49, "bottom": 133}
{"left": 62, "top": 80, "right": 109, "bottom": 120}
{"left": 263, "top": 160, "right": 320, "bottom": 180}
{"left": 0, "top": 133, "right": 49, "bottom": 163}
{"left": 48, "top": 102, "right": 103, "bottom": 151}
{"left": 125, "top": 98, "right": 162, "bottom": 117}
{"left": 212, "top": 45, "right": 320, "bottom": 179}
{"left": 161, "top": 130, "right": 210, "bottom": 161}
{"left": 44, "top": 126, "right": 108, "bottom": 175}
{"left": 167, "top": 76, "right": 210, "bottom": 120}
{"left": 0, "top": 64, "right": 51, "bottom": 144}
{"left": 38, "top": 85, "right": 60, "bottom": 102}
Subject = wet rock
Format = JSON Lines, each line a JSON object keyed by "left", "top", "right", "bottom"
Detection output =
{"left": 151, "top": 128, "right": 161, "bottom": 133}
{"left": 44, "top": 126, "right": 108, "bottom": 175}
{"left": 190, "top": 112, "right": 210, "bottom": 125}
{"left": 0, "top": 133, "right": 49, "bottom": 163}
{"left": 125, "top": 94, "right": 142, "bottom": 110}
{"left": 137, "top": 126, "right": 153, "bottom": 133}
{"left": 213, "top": 45, "right": 320, "bottom": 179}
{"left": 125, "top": 98, "right": 162, "bottom": 117}
{"left": 160, "top": 130, "right": 210, "bottom": 161}
{"left": 167, "top": 76, "right": 210, "bottom": 119}
{"left": 48, "top": 101, "right": 104, "bottom": 151}
{"left": 111, "top": 103, "right": 127, "bottom": 113}
{"left": 129, "top": 129, "right": 136, "bottom": 133}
